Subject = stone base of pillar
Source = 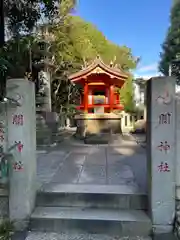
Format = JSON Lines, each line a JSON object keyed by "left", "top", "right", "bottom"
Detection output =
{"left": 0, "top": 189, "right": 9, "bottom": 220}
{"left": 153, "top": 224, "right": 174, "bottom": 234}
{"left": 174, "top": 200, "right": 180, "bottom": 238}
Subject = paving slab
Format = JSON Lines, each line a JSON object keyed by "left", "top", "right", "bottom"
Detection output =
{"left": 107, "top": 146, "right": 137, "bottom": 156}
{"left": 107, "top": 164, "right": 136, "bottom": 185}
{"left": 84, "top": 153, "right": 106, "bottom": 166}
{"left": 51, "top": 162, "right": 83, "bottom": 184}
{"left": 64, "top": 153, "right": 87, "bottom": 165}
{"left": 119, "top": 154, "right": 147, "bottom": 193}
{"left": 70, "top": 147, "right": 97, "bottom": 154}
{"left": 78, "top": 165, "right": 106, "bottom": 184}
{"left": 108, "top": 165, "right": 134, "bottom": 180}
{"left": 107, "top": 154, "right": 127, "bottom": 165}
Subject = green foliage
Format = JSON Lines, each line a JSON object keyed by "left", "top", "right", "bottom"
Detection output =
{"left": 3, "top": 0, "right": 77, "bottom": 37}
{"left": 0, "top": 35, "right": 49, "bottom": 79}
{"left": 1, "top": 37, "right": 32, "bottom": 78}
{"left": 52, "top": 15, "right": 137, "bottom": 112}
{"left": 0, "top": 219, "right": 14, "bottom": 240}
{"left": 58, "top": 15, "right": 137, "bottom": 70}
{"left": 2, "top": 0, "right": 137, "bottom": 112}
{"left": 0, "top": 57, "right": 11, "bottom": 76}
{"left": 119, "top": 77, "right": 136, "bottom": 113}
{"left": 4, "top": 0, "right": 60, "bottom": 35}
{"left": 159, "top": 0, "right": 180, "bottom": 84}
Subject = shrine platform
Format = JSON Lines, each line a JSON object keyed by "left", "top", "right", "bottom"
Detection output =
{"left": 75, "top": 113, "right": 122, "bottom": 141}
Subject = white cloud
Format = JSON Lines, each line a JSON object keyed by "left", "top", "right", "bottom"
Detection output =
{"left": 133, "top": 62, "right": 162, "bottom": 80}
{"left": 134, "top": 72, "right": 163, "bottom": 80}
{"left": 137, "top": 63, "right": 158, "bottom": 73}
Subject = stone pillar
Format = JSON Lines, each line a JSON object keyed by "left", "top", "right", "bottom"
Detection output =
{"left": 0, "top": 102, "right": 8, "bottom": 183}
{"left": 0, "top": 103, "right": 9, "bottom": 219}
{"left": 175, "top": 95, "right": 180, "bottom": 237}
{"left": 0, "top": 104, "right": 7, "bottom": 151}
{"left": 84, "top": 81, "right": 88, "bottom": 113}
{"left": 146, "top": 77, "right": 176, "bottom": 234}
{"left": 6, "top": 79, "right": 36, "bottom": 229}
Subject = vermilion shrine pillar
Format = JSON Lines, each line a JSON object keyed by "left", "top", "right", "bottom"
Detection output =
{"left": 84, "top": 80, "right": 88, "bottom": 113}
{"left": 105, "top": 88, "right": 109, "bottom": 104}
{"left": 110, "top": 85, "right": 114, "bottom": 112}
{"left": 7, "top": 78, "right": 36, "bottom": 229}
{"left": 117, "top": 94, "right": 120, "bottom": 104}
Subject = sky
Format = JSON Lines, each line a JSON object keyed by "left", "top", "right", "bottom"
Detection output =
{"left": 76, "top": 0, "right": 172, "bottom": 78}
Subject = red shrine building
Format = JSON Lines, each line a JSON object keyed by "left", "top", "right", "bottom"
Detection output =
{"left": 69, "top": 56, "right": 129, "bottom": 114}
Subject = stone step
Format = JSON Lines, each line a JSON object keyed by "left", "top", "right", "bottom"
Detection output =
{"left": 37, "top": 184, "right": 147, "bottom": 210}
{"left": 30, "top": 207, "right": 151, "bottom": 236}
{"left": 25, "top": 231, "right": 152, "bottom": 240}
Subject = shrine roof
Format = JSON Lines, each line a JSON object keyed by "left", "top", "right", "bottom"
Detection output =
{"left": 69, "top": 56, "right": 129, "bottom": 82}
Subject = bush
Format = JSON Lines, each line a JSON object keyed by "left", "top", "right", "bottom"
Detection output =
{"left": 0, "top": 219, "right": 14, "bottom": 240}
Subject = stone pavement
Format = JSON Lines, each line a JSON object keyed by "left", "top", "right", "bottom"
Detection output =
{"left": 132, "top": 134, "right": 146, "bottom": 148}
{"left": 37, "top": 134, "right": 147, "bottom": 193}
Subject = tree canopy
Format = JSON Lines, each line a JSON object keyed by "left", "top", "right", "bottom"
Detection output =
{"left": 159, "top": 0, "right": 180, "bottom": 83}
{"left": 51, "top": 15, "right": 137, "bottom": 112}
{"left": 1, "top": 0, "right": 138, "bottom": 113}
{"left": 57, "top": 15, "right": 137, "bottom": 70}
{"left": 4, "top": 0, "right": 76, "bottom": 35}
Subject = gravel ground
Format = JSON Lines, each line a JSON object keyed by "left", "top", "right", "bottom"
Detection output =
{"left": 25, "top": 232, "right": 152, "bottom": 240}
{"left": 13, "top": 231, "right": 179, "bottom": 240}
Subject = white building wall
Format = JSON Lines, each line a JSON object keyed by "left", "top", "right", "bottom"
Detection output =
{"left": 133, "top": 82, "right": 145, "bottom": 107}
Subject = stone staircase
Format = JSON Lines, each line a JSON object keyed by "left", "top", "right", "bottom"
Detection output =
{"left": 26, "top": 184, "right": 152, "bottom": 239}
